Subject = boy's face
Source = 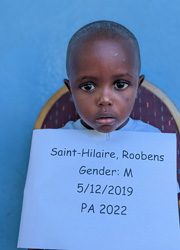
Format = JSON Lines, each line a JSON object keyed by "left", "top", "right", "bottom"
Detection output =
{"left": 66, "top": 37, "right": 143, "bottom": 133}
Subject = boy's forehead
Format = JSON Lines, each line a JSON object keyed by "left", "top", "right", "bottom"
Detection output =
{"left": 74, "top": 35, "right": 135, "bottom": 51}
{"left": 70, "top": 36, "right": 139, "bottom": 65}
{"left": 67, "top": 36, "right": 140, "bottom": 82}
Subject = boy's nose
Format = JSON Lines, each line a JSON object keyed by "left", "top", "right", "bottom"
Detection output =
{"left": 97, "top": 91, "right": 113, "bottom": 106}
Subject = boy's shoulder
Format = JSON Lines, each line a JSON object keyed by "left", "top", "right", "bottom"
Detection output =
{"left": 63, "top": 119, "right": 84, "bottom": 130}
{"left": 63, "top": 118, "right": 161, "bottom": 133}
{"left": 121, "top": 118, "right": 161, "bottom": 133}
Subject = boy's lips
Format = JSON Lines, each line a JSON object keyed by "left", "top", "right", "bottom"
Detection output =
{"left": 95, "top": 114, "right": 117, "bottom": 126}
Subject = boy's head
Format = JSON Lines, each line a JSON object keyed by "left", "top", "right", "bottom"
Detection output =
{"left": 64, "top": 20, "right": 144, "bottom": 133}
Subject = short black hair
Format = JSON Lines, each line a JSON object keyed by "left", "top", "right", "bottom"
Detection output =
{"left": 66, "top": 20, "right": 141, "bottom": 76}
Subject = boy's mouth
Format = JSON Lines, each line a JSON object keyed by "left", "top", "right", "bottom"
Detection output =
{"left": 95, "top": 114, "right": 116, "bottom": 126}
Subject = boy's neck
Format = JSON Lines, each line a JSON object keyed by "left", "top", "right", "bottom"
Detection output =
{"left": 80, "top": 118, "right": 129, "bottom": 131}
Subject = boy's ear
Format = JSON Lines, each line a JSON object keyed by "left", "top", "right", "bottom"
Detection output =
{"left": 64, "top": 79, "right": 71, "bottom": 92}
{"left": 138, "top": 74, "right": 145, "bottom": 87}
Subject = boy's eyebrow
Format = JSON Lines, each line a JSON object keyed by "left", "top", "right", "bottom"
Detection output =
{"left": 111, "top": 73, "right": 135, "bottom": 79}
{"left": 76, "top": 73, "right": 135, "bottom": 82}
{"left": 75, "top": 76, "right": 99, "bottom": 82}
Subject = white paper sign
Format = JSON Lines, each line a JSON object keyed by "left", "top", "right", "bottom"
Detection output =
{"left": 18, "top": 129, "right": 180, "bottom": 250}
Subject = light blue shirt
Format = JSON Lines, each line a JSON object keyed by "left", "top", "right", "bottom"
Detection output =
{"left": 63, "top": 118, "right": 161, "bottom": 133}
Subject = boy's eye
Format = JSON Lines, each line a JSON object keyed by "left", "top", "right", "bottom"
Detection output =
{"left": 80, "top": 82, "right": 95, "bottom": 92}
{"left": 114, "top": 80, "right": 129, "bottom": 90}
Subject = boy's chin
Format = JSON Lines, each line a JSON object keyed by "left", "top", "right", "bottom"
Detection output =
{"left": 80, "top": 119, "right": 126, "bottom": 133}
{"left": 94, "top": 125, "right": 117, "bottom": 133}
{"left": 94, "top": 120, "right": 129, "bottom": 133}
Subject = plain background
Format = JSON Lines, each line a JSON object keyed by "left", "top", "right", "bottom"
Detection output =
{"left": 0, "top": 1, "right": 179, "bottom": 249}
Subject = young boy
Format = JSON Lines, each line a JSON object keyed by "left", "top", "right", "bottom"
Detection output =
{"left": 26, "top": 21, "right": 179, "bottom": 250}
{"left": 63, "top": 20, "right": 159, "bottom": 133}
